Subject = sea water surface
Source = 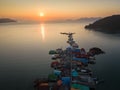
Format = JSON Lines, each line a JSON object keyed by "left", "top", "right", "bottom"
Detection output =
{"left": 0, "top": 22, "right": 120, "bottom": 90}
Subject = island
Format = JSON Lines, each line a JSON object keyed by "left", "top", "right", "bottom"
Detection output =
{"left": 0, "top": 18, "right": 16, "bottom": 23}
{"left": 85, "top": 15, "right": 120, "bottom": 33}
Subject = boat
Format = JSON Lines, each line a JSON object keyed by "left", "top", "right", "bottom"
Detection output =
{"left": 34, "top": 32, "right": 104, "bottom": 90}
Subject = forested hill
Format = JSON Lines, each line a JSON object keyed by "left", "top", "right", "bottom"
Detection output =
{"left": 85, "top": 15, "right": 120, "bottom": 33}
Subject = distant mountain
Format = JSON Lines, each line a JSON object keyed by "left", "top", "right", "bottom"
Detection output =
{"left": 85, "top": 15, "right": 120, "bottom": 33}
{"left": 75, "top": 17, "right": 101, "bottom": 22}
{"left": 0, "top": 18, "right": 16, "bottom": 23}
{"left": 46, "top": 17, "right": 101, "bottom": 23}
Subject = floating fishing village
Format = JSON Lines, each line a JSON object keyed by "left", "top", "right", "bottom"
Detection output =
{"left": 34, "top": 32, "right": 105, "bottom": 90}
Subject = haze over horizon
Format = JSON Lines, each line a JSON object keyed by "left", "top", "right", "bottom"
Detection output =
{"left": 0, "top": 0, "right": 120, "bottom": 22}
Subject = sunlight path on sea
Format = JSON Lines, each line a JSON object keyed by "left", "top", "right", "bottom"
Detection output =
{"left": 40, "top": 24, "right": 45, "bottom": 41}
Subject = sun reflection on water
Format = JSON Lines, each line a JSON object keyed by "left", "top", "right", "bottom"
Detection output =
{"left": 40, "top": 24, "right": 45, "bottom": 41}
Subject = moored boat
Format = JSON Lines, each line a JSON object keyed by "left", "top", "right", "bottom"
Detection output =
{"left": 34, "top": 32, "right": 105, "bottom": 90}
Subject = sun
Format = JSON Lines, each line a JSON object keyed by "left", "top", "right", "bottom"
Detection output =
{"left": 39, "top": 12, "right": 44, "bottom": 17}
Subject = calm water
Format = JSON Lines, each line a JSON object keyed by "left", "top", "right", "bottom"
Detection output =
{"left": 0, "top": 22, "right": 120, "bottom": 90}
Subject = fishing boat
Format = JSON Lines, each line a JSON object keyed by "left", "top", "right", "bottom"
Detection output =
{"left": 34, "top": 32, "right": 104, "bottom": 90}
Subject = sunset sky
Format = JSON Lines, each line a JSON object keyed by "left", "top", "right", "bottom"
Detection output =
{"left": 0, "top": 0, "right": 120, "bottom": 21}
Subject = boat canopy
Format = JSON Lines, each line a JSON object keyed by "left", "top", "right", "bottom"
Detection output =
{"left": 72, "top": 84, "right": 90, "bottom": 90}
{"left": 49, "top": 50, "right": 57, "bottom": 54}
{"left": 54, "top": 70, "right": 61, "bottom": 76}
{"left": 73, "top": 57, "right": 88, "bottom": 64}
{"left": 61, "top": 77, "right": 71, "bottom": 86}
{"left": 72, "top": 69, "right": 79, "bottom": 77}
{"left": 48, "top": 74, "right": 57, "bottom": 81}
{"left": 72, "top": 48, "right": 81, "bottom": 53}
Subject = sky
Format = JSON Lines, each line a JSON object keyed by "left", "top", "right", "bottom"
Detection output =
{"left": 0, "top": 0, "right": 120, "bottom": 21}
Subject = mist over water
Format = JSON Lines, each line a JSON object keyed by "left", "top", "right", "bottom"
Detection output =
{"left": 0, "top": 22, "right": 120, "bottom": 90}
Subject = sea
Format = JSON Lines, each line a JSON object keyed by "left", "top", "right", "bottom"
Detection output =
{"left": 0, "top": 22, "right": 120, "bottom": 90}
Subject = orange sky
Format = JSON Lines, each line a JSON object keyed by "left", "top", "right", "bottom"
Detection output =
{"left": 0, "top": 0, "right": 120, "bottom": 21}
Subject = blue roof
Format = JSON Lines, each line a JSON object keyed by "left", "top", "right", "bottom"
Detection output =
{"left": 72, "top": 57, "right": 88, "bottom": 64}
